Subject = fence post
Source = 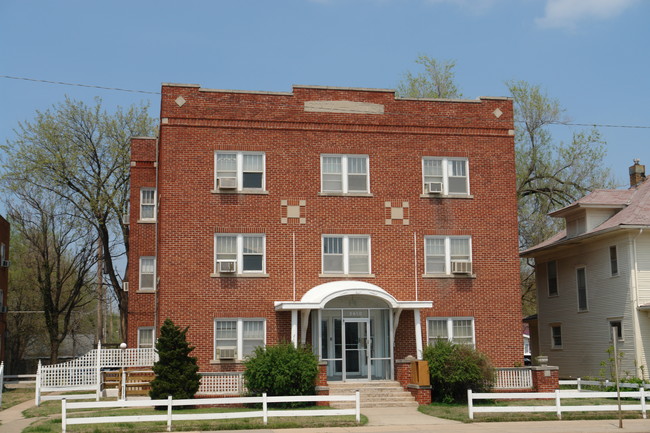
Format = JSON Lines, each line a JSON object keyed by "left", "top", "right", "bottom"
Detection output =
{"left": 263, "top": 393, "right": 268, "bottom": 425}
{"left": 0, "top": 361, "right": 4, "bottom": 408}
{"left": 641, "top": 387, "right": 647, "bottom": 419}
{"left": 96, "top": 341, "right": 102, "bottom": 401}
{"left": 35, "top": 360, "right": 41, "bottom": 406}
{"left": 555, "top": 389, "right": 562, "bottom": 419}
{"left": 467, "top": 389, "right": 474, "bottom": 420}
{"left": 355, "top": 390, "right": 360, "bottom": 423}
{"left": 62, "top": 398, "right": 67, "bottom": 433}
{"left": 167, "top": 395, "right": 173, "bottom": 431}
{"left": 121, "top": 370, "right": 127, "bottom": 401}
{"left": 577, "top": 377, "right": 581, "bottom": 392}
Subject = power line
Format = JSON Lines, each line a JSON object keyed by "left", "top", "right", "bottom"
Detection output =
{"left": 1, "top": 75, "right": 160, "bottom": 95}
{"left": 2, "top": 74, "right": 649, "bottom": 130}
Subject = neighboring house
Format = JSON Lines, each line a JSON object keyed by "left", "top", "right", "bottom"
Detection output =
{"left": 522, "top": 160, "right": 650, "bottom": 379}
{"left": 0, "top": 215, "right": 8, "bottom": 363}
{"left": 127, "top": 83, "right": 523, "bottom": 382}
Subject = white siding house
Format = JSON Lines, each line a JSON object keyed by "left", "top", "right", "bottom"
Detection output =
{"left": 522, "top": 161, "right": 650, "bottom": 379}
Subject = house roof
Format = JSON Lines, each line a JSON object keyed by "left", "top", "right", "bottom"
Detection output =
{"left": 522, "top": 178, "right": 650, "bottom": 257}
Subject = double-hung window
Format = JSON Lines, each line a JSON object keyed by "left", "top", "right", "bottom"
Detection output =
{"left": 140, "top": 188, "right": 156, "bottom": 221}
{"left": 215, "top": 234, "right": 265, "bottom": 274}
{"left": 422, "top": 157, "right": 469, "bottom": 195}
{"left": 215, "top": 151, "right": 265, "bottom": 191}
{"left": 609, "top": 246, "right": 618, "bottom": 276}
{"left": 138, "top": 327, "right": 155, "bottom": 349}
{"left": 321, "top": 154, "right": 369, "bottom": 194}
{"left": 139, "top": 257, "right": 156, "bottom": 291}
{"left": 214, "top": 318, "right": 265, "bottom": 361}
{"left": 322, "top": 235, "right": 370, "bottom": 274}
{"left": 547, "top": 261, "right": 558, "bottom": 296}
{"left": 577, "top": 267, "right": 588, "bottom": 311}
{"left": 427, "top": 317, "right": 475, "bottom": 347}
{"left": 424, "top": 236, "right": 472, "bottom": 275}
{"left": 551, "top": 324, "right": 562, "bottom": 349}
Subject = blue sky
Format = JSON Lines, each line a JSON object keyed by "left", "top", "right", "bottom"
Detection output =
{"left": 1, "top": 0, "right": 649, "bottom": 197}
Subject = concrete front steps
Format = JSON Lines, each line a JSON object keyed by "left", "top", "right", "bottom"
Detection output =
{"left": 327, "top": 380, "right": 419, "bottom": 408}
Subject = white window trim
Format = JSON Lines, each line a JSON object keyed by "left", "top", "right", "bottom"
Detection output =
{"left": 551, "top": 323, "right": 563, "bottom": 349}
{"left": 547, "top": 261, "right": 559, "bottom": 297}
{"left": 321, "top": 234, "right": 372, "bottom": 275}
{"left": 608, "top": 318, "right": 624, "bottom": 342}
{"left": 139, "top": 256, "right": 156, "bottom": 292}
{"left": 139, "top": 188, "right": 157, "bottom": 222}
{"left": 320, "top": 154, "right": 370, "bottom": 194}
{"left": 213, "top": 318, "right": 266, "bottom": 361}
{"left": 576, "top": 266, "right": 588, "bottom": 312}
{"left": 137, "top": 327, "right": 155, "bottom": 348}
{"left": 0, "top": 243, "right": 5, "bottom": 262}
{"left": 421, "top": 157, "right": 470, "bottom": 196}
{"left": 426, "top": 317, "right": 476, "bottom": 348}
{"left": 214, "top": 151, "right": 266, "bottom": 192}
{"left": 424, "top": 236, "right": 472, "bottom": 276}
{"left": 214, "top": 233, "right": 266, "bottom": 275}
{"left": 609, "top": 246, "right": 619, "bottom": 277}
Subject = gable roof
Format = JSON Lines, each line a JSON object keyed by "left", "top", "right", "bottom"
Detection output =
{"left": 521, "top": 178, "right": 650, "bottom": 257}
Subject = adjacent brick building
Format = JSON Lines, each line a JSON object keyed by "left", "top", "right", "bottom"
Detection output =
{"left": 0, "top": 215, "right": 9, "bottom": 363}
{"left": 127, "top": 83, "right": 522, "bottom": 381}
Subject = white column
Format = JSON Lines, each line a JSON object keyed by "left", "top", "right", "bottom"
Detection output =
{"left": 300, "top": 310, "right": 310, "bottom": 345}
{"left": 291, "top": 310, "right": 298, "bottom": 347}
{"left": 414, "top": 309, "right": 423, "bottom": 359}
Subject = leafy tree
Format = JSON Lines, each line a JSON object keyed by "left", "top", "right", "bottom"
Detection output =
{"left": 0, "top": 97, "right": 157, "bottom": 341}
{"left": 6, "top": 188, "right": 97, "bottom": 364}
{"left": 150, "top": 318, "right": 200, "bottom": 400}
{"left": 397, "top": 57, "right": 613, "bottom": 314}
{"left": 243, "top": 343, "right": 318, "bottom": 407}
{"left": 422, "top": 340, "right": 494, "bottom": 403}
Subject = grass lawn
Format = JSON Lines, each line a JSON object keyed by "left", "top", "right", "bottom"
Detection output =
{"left": 23, "top": 404, "right": 367, "bottom": 433}
{"left": 1, "top": 386, "right": 35, "bottom": 411}
{"left": 419, "top": 398, "right": 646, "bottom": 423}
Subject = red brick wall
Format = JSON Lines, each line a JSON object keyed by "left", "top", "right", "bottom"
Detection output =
{"left": 128, "top": 84, "right": 522, "bottom": 371}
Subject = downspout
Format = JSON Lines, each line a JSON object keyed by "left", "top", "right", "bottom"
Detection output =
{"left": 154, "top": 137, "right": 160, "bottom": 336}
{"left": 631, "top": 229, "right": 644, "bottom": 378}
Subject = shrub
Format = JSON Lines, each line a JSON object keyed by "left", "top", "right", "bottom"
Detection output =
{"left": 243, "top": 343, "right": 319, "bottom": 407}
{"left": 149, "top": 318, "right": 201, "bottom": 401}
{"left": 422, "top": 340, "right": 494, "bottom": 404}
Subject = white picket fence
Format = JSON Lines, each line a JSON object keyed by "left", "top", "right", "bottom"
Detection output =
{"left": 494, "top": 368, "right": 533, "bottom": 390}
{"left": 36, "top": 342, "right": 157, "bottom": 405}
{"left": 560, "top": 378, "right": 650, "bottom": 391}
{"left": 62, "top": 392, "right": 361, "bottom": 433}
{"left": 468, "top": 389, "right": 648, "bottom": 420}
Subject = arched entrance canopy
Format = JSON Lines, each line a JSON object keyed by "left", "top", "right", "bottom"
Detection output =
{"left": 274, "top": 281, "right": 432, "bottom": 311}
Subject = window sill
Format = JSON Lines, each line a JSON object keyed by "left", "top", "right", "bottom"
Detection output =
{"left": 210, "top": 273, "right": 269, "bottom": 278}
{"left": 210, "top": 359, "right": 242, "bottom": 364}
{"left": 422, "top": 273, "right": 476, "bottom": 279}
{"left": 137, "top": 219, "right": 157, "bottom": 224}
{"left": 136, "top": 289, "right": 156, "bottom": 294}
{"left": 211, "top": 189, "right": 269, "bottom": 195}
{"left": 318, "top": 192, "right": 373, "bottom": 197}
{"left": 419, "top": 194, "right": 473, "bottom": 199}
{"left": 319, "top": 273, "right": 376, "bottom": 278}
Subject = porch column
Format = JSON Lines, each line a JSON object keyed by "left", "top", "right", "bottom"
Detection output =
{"left": 300, "top": 310, "right": 310, "bottom": 345}
{"left": 414, "top": 309, "right": 423, "bottom": 359}
{"left": 291, "top": 310, "right": 298, "bottom": 347}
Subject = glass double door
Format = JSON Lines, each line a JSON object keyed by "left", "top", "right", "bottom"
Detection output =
{"left": 342, "top": 319, "right": 370, "bottom": 379}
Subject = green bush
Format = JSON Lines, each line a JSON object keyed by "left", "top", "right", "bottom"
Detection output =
{"left": 149, "top": 318, "right": 201, "bottom": 401}
{"left": 243, "top": 343, "right": 319, "bottom": 407}
{"left": 422, "top": 340, "right": 494, "bottom": 404}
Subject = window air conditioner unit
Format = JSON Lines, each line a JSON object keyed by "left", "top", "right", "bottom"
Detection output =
{"left": 0, "top": 260, "right": 9, "bottom": 268}
{"left": 122, "top": 281, "right": 129, "bottom": 292}
{"left": 217, "top": 347, "right": 236, "bottom": 360}
{"left": 451, "top": 261, "right": 472, "bottom": 274}
{"left": 218, "top": 177, "right": 237, "bottom": 189}
{"left": 426, "top": 182, "right": 443, "bottom": 194}
{"left": 218, "top": 260, "right": 237, "bottom": 273}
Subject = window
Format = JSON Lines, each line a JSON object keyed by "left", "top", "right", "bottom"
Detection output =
{"left": 551, "top": 324, "right": 562, "bottom": 349}
{"left": 424, "top": 236, "right": 472, "bottom": 275}
{"left": 547, "top": 261, "right": 558, "bottom": 296}
{"left": 577, "top": 267, "right": 588, "bottom": 311}
{"left": 610, "top": 246, "right": 618, "bottom": 276}
{"left": 215, "top": 234, "right": 265, "bottom": 274}
{"left": 139, "top": 257, "right": 156, "bottom": 291}
{"left": 609, "top": 320, "right": 623, "bottom": 341}
{"left": 322, "top": 235, "right": 370, "bottom": 274}
{"left": 140, "top": 188, "right": 156, "bottom": 221}
{"left": 0, "top": 243, "right": 5, "bottom": 262}
{"left": 215, "top": 151, "right": 265, "bottom": 191}
{"left": 138, "top": 327, "right": 155, "bottom": 349}
{"left": 427, "top": 317, "right": 475, "bottom": 347}
{"left": 214, "top": 318, "right": 265, "bottom": 361}
{"left": 321, "top": 154, "right": 369, "bottom": 194}
{"left": 422, "top": 157, "right": 469, "bottom": 195}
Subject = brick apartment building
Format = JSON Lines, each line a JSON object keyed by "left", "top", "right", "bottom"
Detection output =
{"left": 127, "top": 83, "right": 522, "bottom": 381}
{"left": 0, "top": 215, "right": 9, "bottom": 363}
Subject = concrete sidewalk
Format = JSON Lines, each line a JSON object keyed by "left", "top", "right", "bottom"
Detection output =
{"left": 0, "top": 397, "right": 43, "bottom": 433}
